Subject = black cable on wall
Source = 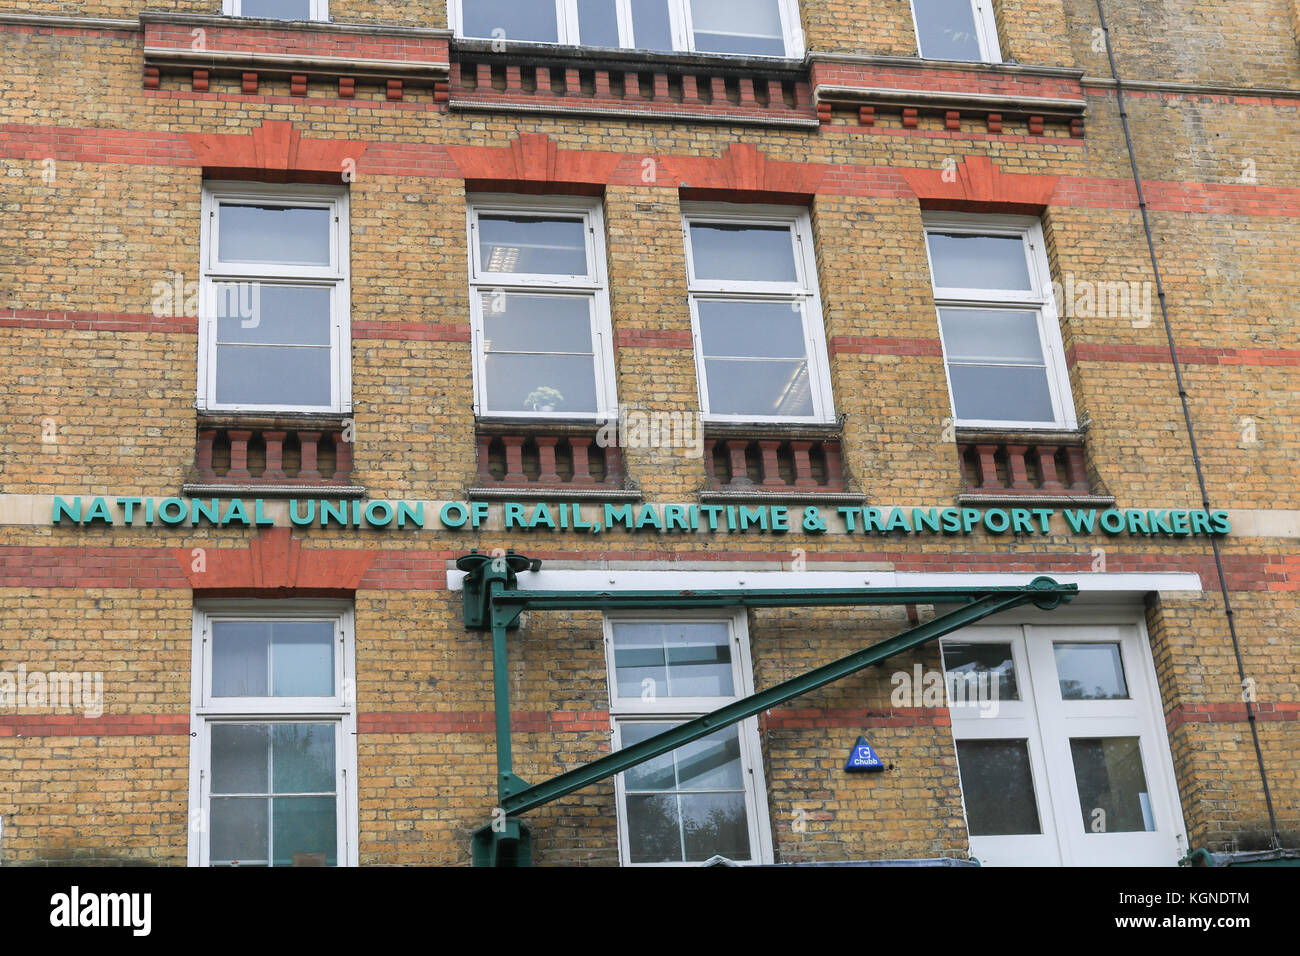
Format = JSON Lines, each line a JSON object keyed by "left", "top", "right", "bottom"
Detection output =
{"left": 1093, "top": 0, "right": 1281, "bottom": 851}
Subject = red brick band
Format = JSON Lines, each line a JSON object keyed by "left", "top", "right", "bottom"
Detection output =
{"left": 2, "top": 544, "right": 1298, "bottom": 591}
{"left": 8, "top": 703, "right": 1293, "bottom": 739}
{"left": 0, "top": 714, "right": 188, "bottom": 737}
{"left": 1068, "top": 343, "right": 1300, "bottom": 368}
{"left": 1166, "top": 702, "right": 1300, "bottom": 732}
{"left": 5, "top": 122, "right": 1300, "bottom": 217}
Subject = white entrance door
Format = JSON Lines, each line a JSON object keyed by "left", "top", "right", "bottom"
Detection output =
{"left": 942, "top": 620, "right": 1185, "bottom": 866}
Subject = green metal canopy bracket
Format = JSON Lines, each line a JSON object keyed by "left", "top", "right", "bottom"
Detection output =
{"left": 456, "top": 550, "right": 1077, "bottom": 865}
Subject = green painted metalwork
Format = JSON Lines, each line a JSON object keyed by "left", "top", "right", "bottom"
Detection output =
{"left": 455, "top": 549, "right": 1077, "bottom": 865}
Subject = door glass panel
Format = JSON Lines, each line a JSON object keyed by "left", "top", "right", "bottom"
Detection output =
{"left": 1055, "top": 643, "right": 1130, "bottom": 700}
{"left": 941, "top": 641, "right": 1020, "bottom": 701}
{"left": 955, "top": 739, "right": 1041, "bottom": 835}
{"left": 1070, "top": 737, "right": 1154, "bottom": 832}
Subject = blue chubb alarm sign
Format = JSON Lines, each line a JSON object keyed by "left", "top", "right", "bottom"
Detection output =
{"left": 844, "top": 737, "right": 885, "bottom": 772}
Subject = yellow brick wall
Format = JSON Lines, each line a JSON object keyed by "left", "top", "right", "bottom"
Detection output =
{"left": 0, "top": 0, "right": 1297, "bottom": 865}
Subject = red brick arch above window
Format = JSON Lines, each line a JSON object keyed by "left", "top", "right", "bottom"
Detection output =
{"left": 175, "top": 527, "right": 374, "bottom": 595}
{"left": 185, "top": 120, "right": 367, "bottom": 184}
{"left": 448, "top": 132, "right": 623, "bottom": 195}
{"left": 900, "top": 155, "right": 1058, "bottom": 215}
{"left": 665, "top": 143, "right": 826, "bottom": 204}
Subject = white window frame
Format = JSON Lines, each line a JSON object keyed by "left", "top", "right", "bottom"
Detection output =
{"left": 223, "top": 0, "right": 329, "bottom": 20}
{"left": 910, "top": 0, "right": 1001, "bottom": 63}
{"left": 923, "top": 213, "right": 1076, "bottom": 431}
{"left": 466, "top": 194, "right": 618, "bottom": 421}
{"left": 186, "top": 600, "right": 359, "bottom": 868}
{"left": 603, "top": 611, "right": 774, "bottom": 866}
{"left": 198, "top": 182, "right": 351, "bottom": 414}
{"left": 942, "top": 608, "right": 1187, "bottom": 866}
{"left": 450, "top": 0, "right": 806, "bottom": 59}
{"left": 683, "top": 203, "right": 835, "bottom": 425}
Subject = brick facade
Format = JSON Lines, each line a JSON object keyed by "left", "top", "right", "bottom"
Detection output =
{"left": 0, "top": 0, "right": 1297, "bottom": 866}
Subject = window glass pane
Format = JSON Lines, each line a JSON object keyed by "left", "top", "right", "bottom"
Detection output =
{"left": 913, "top": 0, "right": 983, "bottom": 61}
{"left": 947, "top": 363, "right": 1054, "bottom": 423}
{"left": 212, "top": 621, "right": 270, "bottom": 697}
{"left": 272, "top": 796, "right": 338, "bottom": 866}
{"left": 213, "top": 621, "right": 336, "bottom": 698}
{"left": 613, "top": 622, "right": 733, "bottom": 699}
{"left": 478, "top": 216, "right": 587, "bottom": 275}
{"left": 577, "top": 0, "right": 621, "bottom": 45}
{"left": 675, "top": 727, "right": 744, "bottom": 790}
{"left": 955, "top": 739, "right": 1041, "bottom": 835}
{"left": 698, "top": 300, "right": 812, "bottom": 417}
{"left": 626, "top": 793, "right": 683, "bottom": 862}
{"left": 218, "top": 204, "right": 330, "bottom": 266}
{"left": 210, "top": 797, "right": 268, "bottom": 865}
{"left": 211, "top": 723, "right": 270, "bottom": 793}
{"left": 938, "top": 308, "right": 1044, "bottom": 365}
{"left": 481, "top": 293, "right": 593, "bottom": 354}
{"left": 1070, "top": 737, "right": 1154, "bottom": 833}
{"left": 690, "top": 223, "right": 797, "bottom": 282}
{"left": 927, "top": 233, "right": 1032, "bottom": 290}
{"left": 620, "top": 723, "right": 751, "bottom": 863}
{"left": 664, "top": 626, "right": 734, "bottom": 697}
{"left": 614, "top": 629, "right": 669, "bottom": 701}
{"left": 461, "top": 0, "right": 559, "bottom": 42}
{"left": 1055, "top": 643, "right": 1129, "bottom": 700}
{"left": 629, "top": 0, "right": 674, "bottom": 51}
{"left": 215, "top": 344, "right": 332, "bottom": 407}
{"left": 240, "top": 0, "right": 313, "bottom": 19}
{"left": 704, "top": 358, "right": 812, "bottom": 417}
{"left": 691, "top": 0, "right": 786, "bottom": 56}
{"left": 697, "top": 300, "right": 806, "bottom": 358}
{"left": 940, "top": 642, "right": 1020, "bottom": 701}
{"left": 270, "top": 622, "right": 335, "bottom": 697}
{"left": 216, "top": 284, "right": 331, "bottom": 346}
{"left": 484, "top": 354, "right": 599, "bottom": 413}
{"left": 621, "top": 723, "right": 679, "bottom": 790}
{"left": 272, "top": 724, "right": 336, "bottom": 794}
{"left": 681, "top": 792, "right": 751, "bottom": 861}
